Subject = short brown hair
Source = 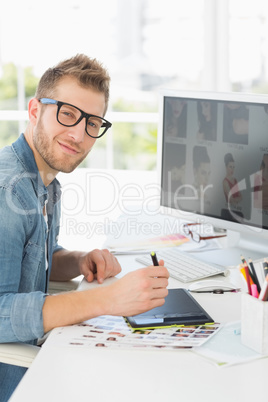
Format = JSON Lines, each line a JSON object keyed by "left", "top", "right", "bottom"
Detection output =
{"left": 35, "top": 54, "right": 110, "bottom": 113}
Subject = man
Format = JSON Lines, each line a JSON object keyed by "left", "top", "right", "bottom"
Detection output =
{"left": 0, "top": 54, "right": 169, "bottom": 400}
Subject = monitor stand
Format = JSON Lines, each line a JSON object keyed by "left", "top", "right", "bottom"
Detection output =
{"left": 192, "top": 230, "right": 268, "bottom": 267}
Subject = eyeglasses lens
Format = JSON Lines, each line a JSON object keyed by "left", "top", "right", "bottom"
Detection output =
{"left": 192, "top": 232, "right": 200, "bottom": 243}
{"left": 183, "top": 225, "right": 190, "bottom": 235}
{"left": 58, "top": 104, "right": 80, "bottom": 126}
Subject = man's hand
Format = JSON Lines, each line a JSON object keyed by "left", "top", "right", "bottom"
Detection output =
{"left": 104, "top": 262, "right": 169, "bottom": 317}
{"left": 79, "top": 249, "right": 122, "bottom": 284}
{"left": 43, "top": 260, "right": 169, "bottom": 333}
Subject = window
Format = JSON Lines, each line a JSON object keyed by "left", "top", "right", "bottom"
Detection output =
{"left": 1, "top": 0, "right": 268, "bottom": 169}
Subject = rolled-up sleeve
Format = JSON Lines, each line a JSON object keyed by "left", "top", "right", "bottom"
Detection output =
{"left": 0, "top": 292, "right": 46, "bottom": 342}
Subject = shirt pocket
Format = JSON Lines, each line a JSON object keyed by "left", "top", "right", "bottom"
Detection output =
{"left": 21, "top": 242, "right": 45, "bottom": 292}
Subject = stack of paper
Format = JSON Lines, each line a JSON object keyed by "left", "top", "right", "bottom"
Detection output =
{"left": 43, "top": 315, "right": 221, "bottom": 351}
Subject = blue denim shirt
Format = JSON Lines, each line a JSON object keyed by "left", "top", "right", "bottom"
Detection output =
{"left": 0, "top": 134, "right": 62, "bottom": 344}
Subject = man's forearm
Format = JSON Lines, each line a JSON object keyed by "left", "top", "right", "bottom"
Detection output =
{"left": 42, "top": 266, "right": 169, "bottom": 335}
{"left": 50, "top": 249, "right": 86, "bottom": 281}
{"left": 42, "top": 287, "right": 108, "bottom": 333}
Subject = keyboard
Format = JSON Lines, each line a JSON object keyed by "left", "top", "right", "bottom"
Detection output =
{"left": 136, "top": 248, "right": 226, "bottom": 283}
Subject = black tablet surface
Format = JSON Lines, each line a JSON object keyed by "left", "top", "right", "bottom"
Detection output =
{"left": 125, "top": 288, "right": 214, "bottom": 330}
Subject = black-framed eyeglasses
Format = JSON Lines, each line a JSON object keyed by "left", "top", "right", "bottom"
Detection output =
{"left": 183, "top": 223, "right": 227, "bottom": 243}
{"left": 38, "top": 98, "right": 112, "bottom": 138}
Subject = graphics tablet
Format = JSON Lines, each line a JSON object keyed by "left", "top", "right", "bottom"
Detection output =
{"left": 125, "top": 288, "right": 214, "bottom": 330}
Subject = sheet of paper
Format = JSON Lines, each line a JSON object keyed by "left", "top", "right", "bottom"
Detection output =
{"left": 192, "top": 321, "right": 267, "bottom": 367}
{"left": 44, "top": 315, "right": 221, "bottom": 351}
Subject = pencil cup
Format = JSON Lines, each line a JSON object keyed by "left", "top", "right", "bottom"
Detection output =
{"left": 241, "top": 293, "right": 268, "bottom": 354}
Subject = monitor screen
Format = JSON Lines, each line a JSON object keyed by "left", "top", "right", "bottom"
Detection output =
{"left": 158, "top": 90, "right": 268, "bottom": 261}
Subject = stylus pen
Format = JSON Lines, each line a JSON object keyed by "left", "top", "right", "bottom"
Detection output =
{"left": 150, "top": 251, "right": 159, "bottom": 266}
{"left": 189, "top": 289, "right": 241, "bottom": 294}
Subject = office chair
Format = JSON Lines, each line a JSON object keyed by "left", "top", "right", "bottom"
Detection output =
{"left": 0, "top": 343, "right": 39, "bottom": 368}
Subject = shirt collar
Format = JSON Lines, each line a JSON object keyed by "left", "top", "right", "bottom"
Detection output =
{"left": 12, "top": 133, "right": 61, "bottom": 203}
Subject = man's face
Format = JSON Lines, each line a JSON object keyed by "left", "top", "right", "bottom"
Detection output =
{"left": 33, "top": 76, "right": 106, "bottom": 174}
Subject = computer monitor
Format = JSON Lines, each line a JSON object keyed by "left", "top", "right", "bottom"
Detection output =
{"left": 158, "top": 90, "right": 268, "bottom": 265}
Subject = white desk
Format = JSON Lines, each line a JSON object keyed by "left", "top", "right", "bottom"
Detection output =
{"left": 10, "top": 254, "right": 267, "bottom": 402}
{"left": 9, "top": 168, "right": 268, "bottom": 401}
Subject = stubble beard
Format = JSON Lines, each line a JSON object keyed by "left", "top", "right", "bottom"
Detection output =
{"left": 33, "top": 120, "right": 89, "bottom": 174}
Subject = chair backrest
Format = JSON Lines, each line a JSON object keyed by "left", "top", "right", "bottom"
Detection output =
{"left": 0, "top": 343, "right": 39, "bottom": 368}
